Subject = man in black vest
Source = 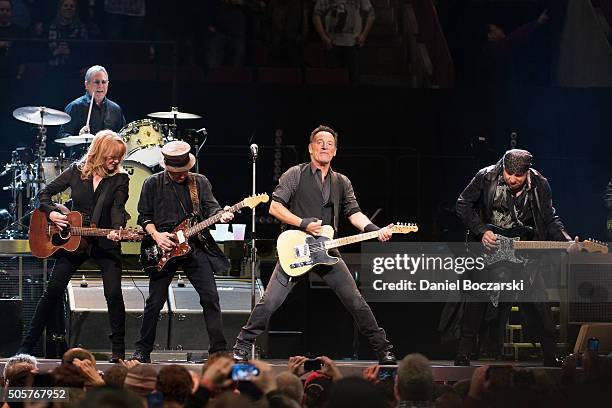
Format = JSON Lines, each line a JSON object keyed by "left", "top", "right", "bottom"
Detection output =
{"left": 233, "top": 125, "right": 397, "bottom": 364}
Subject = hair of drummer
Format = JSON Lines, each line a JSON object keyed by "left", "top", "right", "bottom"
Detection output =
{"left": 84, "top": 65, "right": 109, "bottom": 83}
{"left": 78, "top": 130, "right": 127, "bottom": 179}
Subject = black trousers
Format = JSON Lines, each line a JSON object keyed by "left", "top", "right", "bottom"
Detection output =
{"left": 457, "top": 301, "right": 557, "bottom": 360}
{"left": 234, "top": 259, "right": 391, "bottom": 354}
{"left": 21, "top": 246, "right": 126, "bottom": 354}
{"left": 135, "top": 247, "right": 227, "bottom": 354}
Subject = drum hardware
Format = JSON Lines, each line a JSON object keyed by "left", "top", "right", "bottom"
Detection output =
{"left": 148, "top": 107, "right": 202, "bottom": 144}
{"left": 5, "top": 106, "right": 72, "bottom": 238}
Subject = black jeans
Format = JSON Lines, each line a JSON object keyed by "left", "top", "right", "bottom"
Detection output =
{"left": 135, "top": 247, "right": 227, "bottom": 354}
{"left": 21, "top": 246, "right": 126, "bottom": 354}
{"left": 234, "top": 260, "right": 391, "bottom": 354}
{"left": 458, "top": 301, "right": 556, "bottom": 360}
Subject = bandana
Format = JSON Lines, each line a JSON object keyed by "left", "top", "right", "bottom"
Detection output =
{"left": 503, "top": 149, "right": 532, "bottom": 174}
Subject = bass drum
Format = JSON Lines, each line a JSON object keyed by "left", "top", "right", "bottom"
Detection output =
{"left": 122, "top": 160, "right": 153, "bottom": 229}
{"left": 120, "top": 119, "right": 164, "bottom": 168}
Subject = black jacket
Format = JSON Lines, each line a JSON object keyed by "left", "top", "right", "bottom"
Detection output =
{"left": 39, "top": 163, "right": 129, "bottom": 249}
{"left": 456, "top": 161, "right": 570, "bottom": 241}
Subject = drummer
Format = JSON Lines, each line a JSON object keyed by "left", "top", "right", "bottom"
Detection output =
{"left": 57, "top": 65, "right": 126, "bottom": 141}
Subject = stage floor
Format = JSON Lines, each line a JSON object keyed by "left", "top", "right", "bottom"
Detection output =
{"left": 0, "top": 358, "right": 565, "bottom": 383}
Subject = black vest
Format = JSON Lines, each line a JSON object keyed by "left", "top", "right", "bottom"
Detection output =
{"left": 286, "top": 163, "right": 341, "bottom": 236}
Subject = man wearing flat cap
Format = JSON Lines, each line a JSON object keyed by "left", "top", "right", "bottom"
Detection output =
{"left": 131, "top": 141, "right": 233, "bottom": 363}
{"left": 448, "top": 149, "right": 575, "bottom": 367}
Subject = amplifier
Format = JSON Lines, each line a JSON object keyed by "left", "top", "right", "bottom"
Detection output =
{"left": 168, "top": 278, "right": 263, "bottom": 350}
{"left": 0, "top": 299, "right": 23, "bottom": 357}
{"left": 66, "top": 278, "right": 169, "bottom": 351}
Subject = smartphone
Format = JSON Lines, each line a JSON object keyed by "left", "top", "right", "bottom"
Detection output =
{"left": 304, "top": 359, "right": 322, "bottom": 372}
{"left": 377, "top": 366, "right": 397, "bottom": 381}
{"left": 587, "top": 337, "right": 599, "bottom": 353}
{"left": 231, "top": 363, "right": 260, "bottom": 381}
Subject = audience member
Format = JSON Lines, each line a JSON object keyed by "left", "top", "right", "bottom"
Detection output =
{"left": 104, "top": 364, "right": 128, "bottom": 388}
{"left": 275, "top": 371, "right": 304, "bottom": 405}
{"left": 156, "top": 364, "right": 194, "bottom": 408}
{"left": 103, "top": 0, "right": 145, "bottom": 40}
{"left": 0, "top": 0, "right": 26, "bottom": 78}
{"left": 478, "top": 9, "right": 549, "bottom": 88}
{"left": 2, "top": 353, "right": 38, "bottom": 380}
{"left": 47, "top": 0, "right": 89, "bottom": 77}
{"left": 124, "top": 363, "right": 158, "bottom": 398}
{"left": 312, "top": 0, "right": 375, "bottom": 83}
{"left": 264, "top": 0, "right": 307, "bottom": 66}
{"left": 395, "top": 353, "right": 434, "bottom": 406}
{"left": 78, "top": 386, "right": 145, "bottom": 408}
{"left": 326, "top": 377, "right": 387, "bottom": 408}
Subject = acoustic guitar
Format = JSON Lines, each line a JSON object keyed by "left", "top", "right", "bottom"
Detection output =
{"left": 29, "top": 209, "right": 145, "bottom": 258}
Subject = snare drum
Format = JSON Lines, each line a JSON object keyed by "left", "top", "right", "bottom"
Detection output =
{"left": 122, "top": 160, "right": 153, "bottom": 228}
{"left": 120, "top": 119, "right": 164, "bottom": 167}
{"left": 40, "top": 157, "right": 74, "bottom": 203}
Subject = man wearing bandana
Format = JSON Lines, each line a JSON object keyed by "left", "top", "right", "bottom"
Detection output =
{"left": 452, "top": 149, "right": 574, "bottom": 366}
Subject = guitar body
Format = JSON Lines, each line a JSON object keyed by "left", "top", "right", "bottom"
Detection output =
{"left": 29, "top": 209, "right": 85, "bottom": 258}
{"left": 487, "top": 224, "right": 534, "bottom": 240}
{"left": 139, "top": 217, "right": 193, "bottom": 276}
{"left": 278, "top": 225, "right": 338, "bottom": 277}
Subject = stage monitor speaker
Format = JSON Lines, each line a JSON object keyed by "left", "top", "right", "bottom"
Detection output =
{"left": 573, "top": 323, "right": 612, "bottom": 354}
{"left": 67, "top": 278, "right": 169, "bottom": 351}
{"left": 168, "top": 278, "right": 263, "bottom": 350}
{"left": 0, "top": 299, "right": 23, "bottom": 357}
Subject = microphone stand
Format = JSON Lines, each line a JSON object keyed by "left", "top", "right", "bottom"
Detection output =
{"left": 249, "top": 145, "right": 258, "bottom": 359}
{"left": 194, "top": 129, "right": 208, "bottom": 174}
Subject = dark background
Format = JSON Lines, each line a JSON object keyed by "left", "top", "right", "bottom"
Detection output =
{"left": 1, "top": 79, "right": 610, "bottom": 359}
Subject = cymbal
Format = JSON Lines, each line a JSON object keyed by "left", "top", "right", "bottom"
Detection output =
{"left": 55, "top": 134, "right": 95, "bottom": 145}
{"left": 13, "top": 106, "right": 71, "bottom": 126}
{"left": 147, "top": 110, "right": 201, "bottom": 120}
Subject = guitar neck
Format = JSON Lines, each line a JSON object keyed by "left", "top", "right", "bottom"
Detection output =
{"left": 54, "top": 227, "right": 118, "bottom": 237}
{"left": 513, "top": 241, "right": 571, "bottom": 250}
{"left": 185, "top": 202, "right": 244, "bottom": 238}
{"left": 325, "top": 231, "right": 380, "bottom": 249}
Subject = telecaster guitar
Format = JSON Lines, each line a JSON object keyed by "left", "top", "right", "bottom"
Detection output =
{"left": 278, "top": 223, "right": 418, "bottom": 277}
{"left": 28, "top": 209, "right": 145, "bottom": 258}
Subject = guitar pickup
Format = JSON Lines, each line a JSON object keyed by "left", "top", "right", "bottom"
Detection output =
{"left": 290, "top": 260, "right": 314, "bottom": 269}
{"left": 293, "top": 245, "right": 310, "bottom": 258}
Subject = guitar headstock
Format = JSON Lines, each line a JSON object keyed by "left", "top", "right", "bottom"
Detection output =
{"left": 120, "top": 228, "right": 147, "bottom": 242}
{"left": 243, "top": 193, "right": 270, "bottom": 209}
{"left": 582, "top": 239, "right": 609, "bottom": 254}
{"left": 390, "top": 222, "right": 419, "bottom": 234}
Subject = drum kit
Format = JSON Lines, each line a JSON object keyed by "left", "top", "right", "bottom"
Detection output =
{"left": 1, "top": 105, "right": 203, "bottom": 237}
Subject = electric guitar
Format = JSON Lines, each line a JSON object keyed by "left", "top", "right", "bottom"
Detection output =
{"left": 482, "top": 224, "right": 608, "bottom": 266}
{"left": 28, "top": 209, "right": 145, "bottom": 258}
{"left": 278, "top": 223, "right": 419, "bottom": 277}
{"left": 139, "top": 193, "right": 269, "bottom": 276}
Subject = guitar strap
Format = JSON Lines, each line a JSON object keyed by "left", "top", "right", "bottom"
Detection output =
{"left": 188, "top": 175, "right": 200, "bottom": 217}
{"left": 91, "top": 178, "right": 112, "bottom": 226}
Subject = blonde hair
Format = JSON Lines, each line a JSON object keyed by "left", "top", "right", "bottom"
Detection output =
{"left": 77, "top": 130, "right": 126, "bottom": 179}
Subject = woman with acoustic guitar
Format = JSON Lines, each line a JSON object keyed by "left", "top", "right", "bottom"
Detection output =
{"left": 20, "top": 130, "right": 129, "bottom": 362}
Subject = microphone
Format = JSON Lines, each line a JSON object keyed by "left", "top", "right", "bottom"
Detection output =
{"left": 195, "top": 127, "right": 207, "bottom": 134}
{"left": 250, "top": 143, "right": 258, "bottom": 159}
